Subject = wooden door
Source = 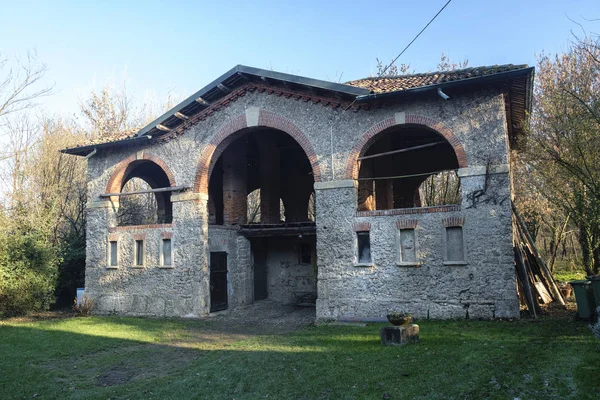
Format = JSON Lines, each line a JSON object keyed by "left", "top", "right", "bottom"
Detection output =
{"left": 210, "top": 252, "right": 228, "bottom": 312}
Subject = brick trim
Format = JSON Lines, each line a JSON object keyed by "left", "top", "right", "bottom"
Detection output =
{"left": 161, "top": 231, "right": 173, "bottom": 239}
{"left": 105, "top": 152, "right": 176, "bottom": 201}
{"left": 108, "top": 233, "right": 119, "bottom": 242}
{"left": 193, "top": 109, "right": 322, "bottom": 194}
{"left": 396, "top": 219, "right": 418, "bottom": 230}
{"left": 442, "top": 216, "right": 465, "bottom": 227}
{"left": 356, "top": 205, "right": 461, "bottom": 217}
{"left": 132, "top": 233, "right": 146, "bottom": 241}
{"left": 344, "top": 114, "right": 468, "bottom": 179}
{"left": 352, "top": 221, "right": 371, "bottom": 231}
{"left": 108, "top": 223, "right": 173, "bottom": 232}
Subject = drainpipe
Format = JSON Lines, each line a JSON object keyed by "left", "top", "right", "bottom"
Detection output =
{"left": 437, "top": 88, "right": 450, "bottom": 100}
{"left": 84, "top": 148, "right": 97, "bottom": 160}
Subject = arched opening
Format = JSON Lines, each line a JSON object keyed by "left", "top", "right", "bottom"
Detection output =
{"left": 115, "top": 160, "right": 174, "bottom": 226}
{"left": 208, "top": 128, "right": 315, "bottom": 226}
{"left": 357, "top": 124, "right": 461, "bottom": 211}
{"left": 206, "top": 127, "right": 317, "bottom": 308}
{"left": 246, "top": 189, "right": 286, "bottom": 224}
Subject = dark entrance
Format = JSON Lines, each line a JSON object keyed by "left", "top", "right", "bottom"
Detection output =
{"left": 253, "top": 239, "right": 268, "bottom": 301}
{"left": 210, "top": 252, "right": 228, "bottom": 312}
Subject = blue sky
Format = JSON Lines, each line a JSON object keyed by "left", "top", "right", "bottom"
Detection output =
{"left": 0, "top": 0, "right": 598, "bottom": 117}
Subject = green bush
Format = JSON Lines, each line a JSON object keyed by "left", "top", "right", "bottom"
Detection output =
{"left": 0, "top": 230, "right": 60, "bottom": 317}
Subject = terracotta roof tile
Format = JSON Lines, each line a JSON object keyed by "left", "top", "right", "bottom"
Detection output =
{"left": 345, "top": 64, "right": 529, "bottom": 93}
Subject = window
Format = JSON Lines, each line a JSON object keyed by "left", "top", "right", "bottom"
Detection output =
{"left": 399, "top": 229, "right": 417, "bottom": 263}
{"left": 445, "top": 226, "right": 464, "bottom": 262}
{"left": 357, "top": 231, "right": 372, "bottom": 264}
{"left": 134, "top": 240, "right": 145, "bottom": 266}
{"left": 161, "top": 238, "right": 172, "bottom": 267}
{"left": 109, "top": 241, "right": 118, "bottom": 267}
{"left": 299, "top": 243, "right": 312, "bottom": 264}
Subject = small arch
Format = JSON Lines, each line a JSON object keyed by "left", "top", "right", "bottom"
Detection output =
{"left": 194, "top": 110, "right": 322, "bottom": 195}
{"left": 105, "top": 153, "right": 177, "bottom": 225}
{"left": 345, "top": 114, "right": 468, "bottom": 180}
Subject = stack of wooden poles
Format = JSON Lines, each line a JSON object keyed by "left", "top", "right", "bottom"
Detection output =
{"left": 512, "top": 203, "right": 566, "bottom": 318}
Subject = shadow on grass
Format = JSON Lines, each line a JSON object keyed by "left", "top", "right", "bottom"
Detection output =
{"left": 0, "top": 317, "right": 599, "bottom": 400}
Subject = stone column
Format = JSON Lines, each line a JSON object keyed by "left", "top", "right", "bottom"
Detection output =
{"left": 314, "top": 179, "right": 358, "bottom": 321}
{"left": 222, "top": 141, "right": 247, "bottom": 225}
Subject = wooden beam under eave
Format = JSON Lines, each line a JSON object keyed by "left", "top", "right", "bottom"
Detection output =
{"left": 196, "top": 97, "right": 210, "bottom": 106}
{"left": 217, "top": 83, "right": 231, "bottom": 94}
{"left": 156, "top": 124, "right": 171, "bottom": 132}
{"left": 174, "top": 112, "right": 189, "bottom": 120}
{"left": 100, "top": 185, "right": 189, "bottom": 198}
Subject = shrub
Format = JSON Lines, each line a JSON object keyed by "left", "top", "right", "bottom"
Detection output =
{"left": 72, "top": 295, "right": 94, "bottom": 316}
{"left": 0, "top": 229, "right": 59, "bottom": 317}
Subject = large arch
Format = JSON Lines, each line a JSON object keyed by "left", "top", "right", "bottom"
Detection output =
{"left": 344, "top": 114, "right": 468, "bottom": 180}
{"left": 193, "top": 110, "right": 322, "bottom": 195}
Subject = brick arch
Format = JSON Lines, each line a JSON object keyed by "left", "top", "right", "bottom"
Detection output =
{"left": 344, "top": 114, "right": 468, "bottom": 179}
{"left": 193, "top": 110, "right": 322, "bottom": 194}
{"left": 106, "top": 152, "right": 177, "bottom": 196}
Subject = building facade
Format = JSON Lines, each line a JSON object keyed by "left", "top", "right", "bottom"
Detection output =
{"left": 65, "top": 64, "right": 533, "bottom": 320}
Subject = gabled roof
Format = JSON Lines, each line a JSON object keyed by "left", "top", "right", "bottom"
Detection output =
{"left": 62, "top": 64, "right": 534, "bottom": 155}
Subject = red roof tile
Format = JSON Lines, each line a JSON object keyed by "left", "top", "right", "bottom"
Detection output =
{"left": 345, "top": 64, "right": 529, "bottom": 93}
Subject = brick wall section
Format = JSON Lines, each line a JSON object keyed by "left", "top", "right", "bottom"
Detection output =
{"left": 352, "top": 221, "right": 371, "bottom": 232}
{"left": 442, "top": 216, "right": 466, "bottom": 227}
{"left": 108, "top": 224, "right": 172, "bottom": 232}
{"left": 193, "top": 109, "right": 322, "bottom": 195}
{"left": 356, "top": 205, "right": 461, "bottom": 217}
{"left": 105, "top": 152, "right": 177, "bottom": 201}
{"left": 161, "top": 231, "right": 173, "bottom": 239}
{"left": 132, "top": 233, "right": 146, "bottom": 241}
{"left": 396, "top": 219, "right": 419, "bottom": 229}
{"left": 344, "top": 114, "right": 468, "bottom": 180}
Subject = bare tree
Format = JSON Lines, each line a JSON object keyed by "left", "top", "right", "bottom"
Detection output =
{"left": 0, "top": 51, "right": 52, "bottom": 122}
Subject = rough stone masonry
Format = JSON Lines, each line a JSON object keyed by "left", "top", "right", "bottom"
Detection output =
{"left": 64, "top": 64, "right": 534, "bottom": 321}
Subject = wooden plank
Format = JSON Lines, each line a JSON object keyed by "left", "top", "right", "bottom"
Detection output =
{"left": 512, "top": 203, "right": 566, "bottom": 306}
{"left": 514, "top": 244, "right": 538, "bottom": 318}
{"left": 101, "top": 186, "right": 188, "bottom": 198}
{"left": 357, "top": 141, "right": 446, "bottom": 161}
{"left": 534, "top": 282, "right": 553, "bottom": 304}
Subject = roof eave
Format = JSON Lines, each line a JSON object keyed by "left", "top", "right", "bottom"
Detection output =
{"left": 354, "top": 67, "right": 535, "bottom": 104}
{"left": 61, "top": 135, "right": 152, "bottom": 156}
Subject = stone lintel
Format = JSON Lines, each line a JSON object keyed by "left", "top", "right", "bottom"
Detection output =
{"left": 395, "top": 111, "right": 406, "bottom": 125}
{"left": 457, "top": 164, "right": 509, "bottom": 177}
{"left": 314, "top": 179, "right": 357, "bottom": 190}
{"left": 87, "top": 200, "right": 116, "bottom": 209}
{"left": 245, "top": 107, "right": 260, "bottom": 127}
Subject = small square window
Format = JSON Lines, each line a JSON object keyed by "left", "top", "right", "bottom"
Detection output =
{"left": 162, "top": 239, "right": 172, "bottom": 266}
{"left": 446, "top": 226, "right": 464, "bottom": 261}
{"left": 357, "top": 231, "right": 371, "bottom": 264}
{"left": 299, "top": 243, "right": 312, "bottom": 264}
{"left": 134, "top": 240, "right": 145, "bottom": 266}
{"left": 399, "top": 229, "right": 416, "bottom": 263}
{"left": 109, "top": 241, "right": 118, "bottom": 267}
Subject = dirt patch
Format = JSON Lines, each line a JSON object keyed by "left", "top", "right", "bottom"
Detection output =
{"left": 97, "top": 364, "right": 136, "bottom": 387}
{"left": 203, "top": 299, "right": 315, "bottom": 335}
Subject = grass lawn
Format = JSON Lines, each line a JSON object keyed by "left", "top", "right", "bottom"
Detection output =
{"left": 1, "top": 313, "right": 599, "bottom": 400}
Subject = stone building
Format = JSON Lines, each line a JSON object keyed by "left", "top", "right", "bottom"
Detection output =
{"left": 64, "top": 64, "right": 534, "bottom": 320}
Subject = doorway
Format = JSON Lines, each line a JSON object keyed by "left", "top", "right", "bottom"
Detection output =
{"left": 210, "top": 252, "right": 228, "bottom": 312}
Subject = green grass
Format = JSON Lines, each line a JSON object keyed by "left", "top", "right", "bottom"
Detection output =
{"left": 552, "top": 259, "right": 588, "bottom": 282}
{"left": 1, "top": 315, "right": 599, "bottom": 400}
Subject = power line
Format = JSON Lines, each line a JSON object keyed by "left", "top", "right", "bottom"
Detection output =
{"left": 379, "top": 0, "right": 453, "bottom": 77}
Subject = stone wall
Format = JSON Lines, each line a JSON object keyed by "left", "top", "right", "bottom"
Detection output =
{"left": 83, "top": 82, "right": 518, "bottom": 319}
{"left": 265, "top": 237, "right": 317, "bottom": 304}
